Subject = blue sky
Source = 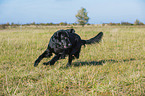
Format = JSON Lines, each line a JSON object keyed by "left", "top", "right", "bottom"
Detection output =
{"left": 0, "top": 0, "right": 145, "bottom": 24}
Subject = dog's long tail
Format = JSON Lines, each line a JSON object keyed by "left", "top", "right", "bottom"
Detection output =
{"left": 81, "top": 32, "right": 103, "bottom": 45}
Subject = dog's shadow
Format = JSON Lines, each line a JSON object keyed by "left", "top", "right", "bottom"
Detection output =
{"left": 73, "top": 60, "right": 105, "bottom": 66}
{"left": 72, "top": 58, "right": 136, "bottom": 67}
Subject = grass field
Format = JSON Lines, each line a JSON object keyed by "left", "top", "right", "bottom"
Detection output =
{"left": 0, "top": 26, "right": 145, "bottom": 95}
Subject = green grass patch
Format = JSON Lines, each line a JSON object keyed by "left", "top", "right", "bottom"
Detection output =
{"left": 0, "top": 26, "right": 145, "bottom": 95}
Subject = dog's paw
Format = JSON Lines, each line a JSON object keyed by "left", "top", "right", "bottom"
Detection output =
{"left": 34, "top": 60, "right": 39, "bottom": 67}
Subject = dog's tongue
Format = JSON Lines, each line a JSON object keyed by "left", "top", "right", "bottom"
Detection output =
{"left": 64, "top": 46, "right": 67, "bottom": 48}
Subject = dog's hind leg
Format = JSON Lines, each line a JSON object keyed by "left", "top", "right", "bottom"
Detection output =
{"left": 43, "top": 54, "right": 61, "bottom": 65}
{"left": 34, "top": 49, "right": 52, "bottom": 67}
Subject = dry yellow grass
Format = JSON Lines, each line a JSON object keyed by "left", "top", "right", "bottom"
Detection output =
{"left": 0, "top": 26, "right": 145, "bottom": 95}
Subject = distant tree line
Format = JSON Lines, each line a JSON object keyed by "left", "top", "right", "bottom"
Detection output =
{"left": 0, "top": 19, "right": 144, "bottom": 29}
{"left": 0, "top": 22, "right": 78, "bottom": 29}
{"left": 105, "top": 19, "right": 144, "bottom": 26}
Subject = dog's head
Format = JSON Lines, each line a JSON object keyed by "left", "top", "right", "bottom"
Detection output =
{"left": 53, "top": 30, "right": 72, "bottom": 49}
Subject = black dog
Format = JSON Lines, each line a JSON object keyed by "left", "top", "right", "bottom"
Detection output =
{"left": 34, "top": 29, "right": 103, "bottom": 67}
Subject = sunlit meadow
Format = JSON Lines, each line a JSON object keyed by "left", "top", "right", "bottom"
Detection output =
{"left": 0, "top": 25, "right": 145, "bottom": 95}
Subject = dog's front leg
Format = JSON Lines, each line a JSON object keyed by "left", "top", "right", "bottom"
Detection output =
{"left": 34, "top": 49, "right": 52, "bottom": 67}
{"left": 66, "top": 55, "right": 73, "bottom": 67}
{"left": 43, "top": 54, "right": 61, "bottom": 65}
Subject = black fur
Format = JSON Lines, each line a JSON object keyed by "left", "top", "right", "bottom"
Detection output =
{"left": 34, "top": 29, "right": 103, "bottom": 67}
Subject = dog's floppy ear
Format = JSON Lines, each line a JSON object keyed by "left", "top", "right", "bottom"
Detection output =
{"left": 53, "top": 32, "right": 59, "bottom": 39}
{"left": 52, "top": 31, "right": 62, "bottom": 42}
{"left": 54, "top": 30, "right": 62, "bottom": 36}
{"left": 53, "top": 31, "right": 61, "bottom": 40}
{"left": 57, "top": 31, "right": 62, "bottom": 41}
{"left": 66, "top": 29, "right": 75, "bottom": 33}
